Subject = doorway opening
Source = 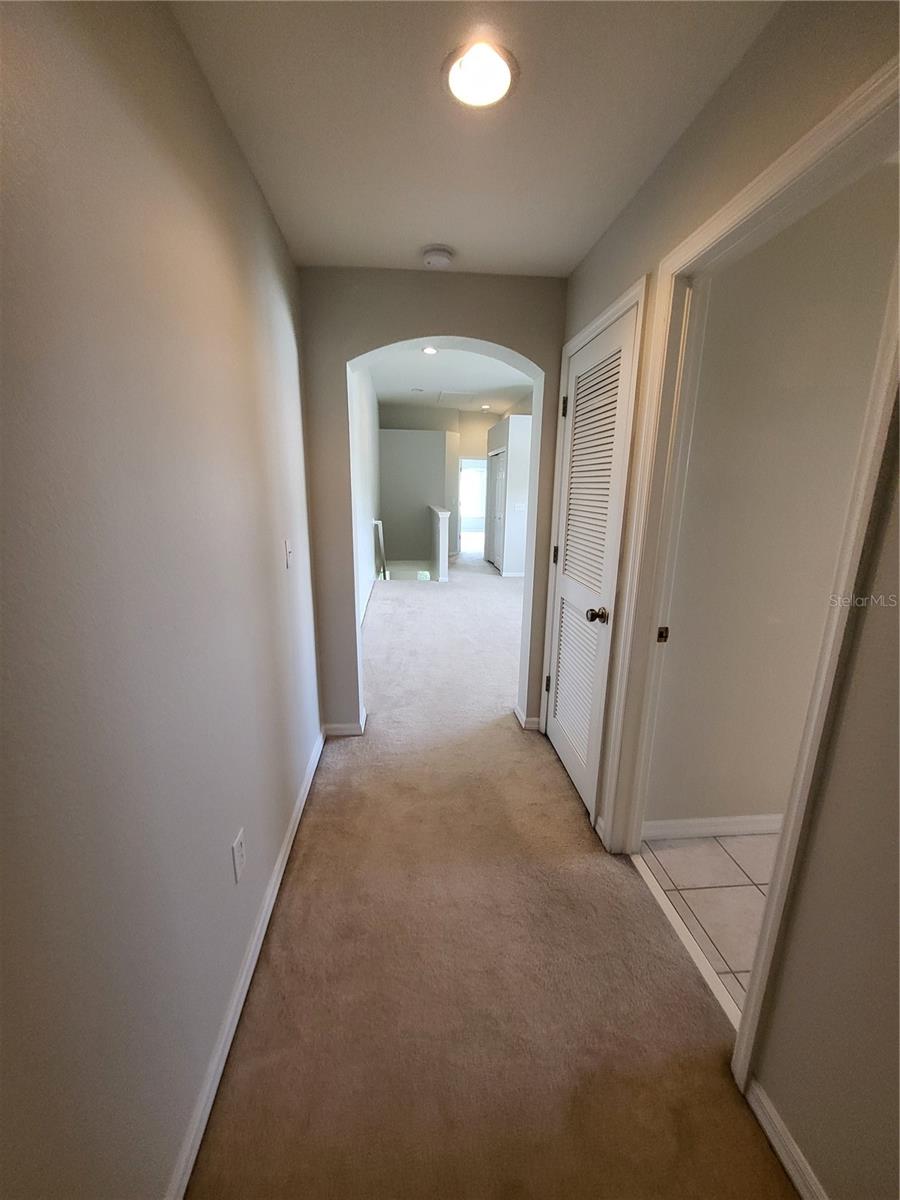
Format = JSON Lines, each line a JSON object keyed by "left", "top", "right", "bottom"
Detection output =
{"left": 347, "top": 336, "right": 544, "bottom": 726}
{"left": 628, "top": 157, "right": 897, "bottom": 1031}
{"left": 459, "top": 458, "right": 487, "bottom": 556}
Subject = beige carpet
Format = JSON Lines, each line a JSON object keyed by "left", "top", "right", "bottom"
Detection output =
{"left": 187, "top": 554, "right": 795, "bottom": 1200}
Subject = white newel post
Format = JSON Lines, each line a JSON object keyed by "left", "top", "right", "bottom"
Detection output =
{"left": 429, "top": 506, "right": 450, "bottom": 583}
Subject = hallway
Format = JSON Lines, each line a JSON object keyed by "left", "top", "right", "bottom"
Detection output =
{"left": 187, "top": 557, "right": 794, "bottom": 1199}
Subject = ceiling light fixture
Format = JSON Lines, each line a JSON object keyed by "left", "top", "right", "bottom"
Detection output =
{"left": 422, "top": 346, "right": 438, "bottom": 355}
{"left": 481, "top": 404, "right": 491, "bottom": 410}
{"left": 445, "top": 41, "right": 517, "bottom": 108}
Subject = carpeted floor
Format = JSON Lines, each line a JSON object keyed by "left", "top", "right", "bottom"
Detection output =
{"left": 187, "top": 554, "right": 796, "bottom": 1200}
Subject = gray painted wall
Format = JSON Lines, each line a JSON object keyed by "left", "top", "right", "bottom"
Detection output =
{"left": 753, "top": 424, "right": 898, "bottom": 1200}
{"left": 348, "top": 366, "right": 381, "bottom": 621}
{"left": 378, "top": 402, "right": 459, "bottom": 434}
{"left": 1, "top": 7, "right": 321, "bottom": 1197}
{"left": 379, "top": 429, "right": 450, "bottom": 561}
{"left": 378, "top": 405, "right": 508, "bottom": 461}
{"left": 459, "top": 410, "right": 498, "bottom": 459}
{"left": 567, "top": 3, "right": 898, "bottom": 337}
{"left": 645, "top": 167, "right": 897, "bottom": 822}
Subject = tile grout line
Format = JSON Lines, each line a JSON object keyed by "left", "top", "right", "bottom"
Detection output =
{"left": 638, "top": 840, "right": 681, "bottom": 897}
{"left": 718, "top": 971, "right": 747, "bottom": 1008}
{"left": 649, "top": 834, "right": 756, "bottom": 887}
{"left": 666, "top": 882, "right": 768, "bottom": 892}
{"left": 665, "top": 888, "right": 730, "bottom": 974}
{"left": 673, "top": 883, "right": 747, "bottom": 976}
{"left": 640, "top": 843, "right": 676, "bottom": 891}
{"left": 713, "top": 835, "right": 759, "bottom": 886}
{"left": 645, "top": 838, "right": 767, "bottom": 976}
{"left": 639, "top": 847, "right": 721, "bottom": 959}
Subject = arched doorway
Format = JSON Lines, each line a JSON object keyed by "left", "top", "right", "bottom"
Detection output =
{"left": 346, "top": 335, "right": 545, "bottom": 730}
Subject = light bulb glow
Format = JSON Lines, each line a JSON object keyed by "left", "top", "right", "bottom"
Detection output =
{"left": 422, "top": 346, "right": 438, "bottom": 355}
{"left": 448, "top": 42, "right": 513, "bottom": 108}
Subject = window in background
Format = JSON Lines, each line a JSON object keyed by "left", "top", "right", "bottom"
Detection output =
{"left": 459, "top": 458, "right": 487, "bottom": 554}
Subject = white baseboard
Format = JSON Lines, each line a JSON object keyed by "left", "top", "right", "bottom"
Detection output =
{"left": 745, "top": 1080, "right": 830, "bottom": 1200}
{"left": 165, "top": 729, "right": 325, "bottom": 1200}
{"left": 324, "top": 708, "right": 367, "bottom": 737}
{"left": 631, "top": 853, "right": 741, "bottom": 1030}
{"left": 513, "top": 706, "right": 541, "bottom": 731}
{"left": 500, "top": 570, "right": 525, "bottom": 578}
{"left": 642, "top": 813, "right": 783, "bottom": 840}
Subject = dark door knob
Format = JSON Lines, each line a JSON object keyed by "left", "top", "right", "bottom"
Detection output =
{"left": 586, "top": 607, "right": 609, "bottom": 624}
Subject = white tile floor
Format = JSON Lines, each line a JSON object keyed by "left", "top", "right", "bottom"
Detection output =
{"left": 640, "top": 834, "right": 780, "bottom": 1010}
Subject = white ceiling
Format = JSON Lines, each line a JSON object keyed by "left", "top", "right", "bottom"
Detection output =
{"left": 175, "top": 2, "right": 777, "bottom": 277}
{"left": 367, "top": 345, "right": 531, "bottom": 411}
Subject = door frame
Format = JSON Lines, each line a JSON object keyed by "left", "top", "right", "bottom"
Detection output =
{"left": 600, "top": 59, "right": 897, "bottom": 1090}
{"left": 539, "top": 277, "right": 647, "bottom": 839}
{"left": 347, "top": 336, "right": 545, "bottom": 737}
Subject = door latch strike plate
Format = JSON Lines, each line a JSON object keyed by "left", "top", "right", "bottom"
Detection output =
{"left": 552, "top": 545, "right": 558, "bottom": 564}
{"left": 657, "top": 626, "right": 669, "bottom": 643}
{"left": 545, "top": 674, "right": 551, "bottom": 693}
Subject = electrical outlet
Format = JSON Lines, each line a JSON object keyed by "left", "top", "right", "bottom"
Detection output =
{"left": 231, "top": 828, "right": 246, "bottom": 884}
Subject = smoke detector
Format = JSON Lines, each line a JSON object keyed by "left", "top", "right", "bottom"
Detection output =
{"left": 423, "top": 245, "right": 455, "bottom": 270}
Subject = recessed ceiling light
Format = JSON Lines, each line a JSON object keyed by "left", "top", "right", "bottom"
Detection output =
{"left": 481, "top": 404, "right": 491, "bottom": 411}
{"left": 422, "top": 346, "right": 438, "bottom": 355}
{"left": 445, "top": 42, "right": 517, "bottom": 108}
{"left": 411, "top": 387, "right": 424, "bottom": 393}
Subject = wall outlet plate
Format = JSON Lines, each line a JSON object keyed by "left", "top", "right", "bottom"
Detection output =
{"left": 231, "top": 828, "right": 246, "bottom": 884}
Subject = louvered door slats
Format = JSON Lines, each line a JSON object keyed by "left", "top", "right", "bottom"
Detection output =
{"left": 553, "top": 597, "right": 598, "bottom": 763}
{"left": 562, "top": 348, "right": 622, "bottom": 592}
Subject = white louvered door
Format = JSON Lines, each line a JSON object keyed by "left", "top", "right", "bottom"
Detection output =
{"left": 546, "top": 308, "right": 639, "bottom": 815}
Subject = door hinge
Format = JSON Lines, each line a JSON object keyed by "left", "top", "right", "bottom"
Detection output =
{"left": 657, "top": 626, "right": 670, "bottom": 643}
{"left": 545, "top": 674, "right": 551, "bottom": 693}
{"left": 561, "top": 395, "right": 568, "bottom": 418}
{"left": 552, "top": 545, "right": 558, "bottom": 564}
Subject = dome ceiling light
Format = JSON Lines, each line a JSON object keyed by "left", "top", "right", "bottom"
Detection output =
{"left": 444, "top": 41, "right": 517, "bottom": 108}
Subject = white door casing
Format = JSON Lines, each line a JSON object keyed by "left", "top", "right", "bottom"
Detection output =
{"left": 546, "top": 307, "right": 639, "bottom": 815}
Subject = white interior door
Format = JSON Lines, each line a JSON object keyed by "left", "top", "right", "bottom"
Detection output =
{"left": 546, "top": 308, "right": 639, "bottom": 816}
{"left": 487, "top": 450, "right": 506, "bottom": 570}
{"left": 484, "top": 457, "right": 494, "bottom": 563}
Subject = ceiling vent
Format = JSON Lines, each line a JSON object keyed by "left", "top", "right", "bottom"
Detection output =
{"left": 422, "top": 245, "right": 455, "bottom": 270}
